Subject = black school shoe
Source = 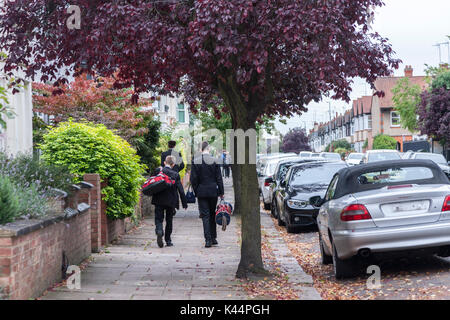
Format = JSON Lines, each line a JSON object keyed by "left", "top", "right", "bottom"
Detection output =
{"left": 205, "top": 240, "right": 212, "bottom": 248}
{"left": 156, "top": 229, "right": 164, "bottom": 248}
{"left": 166, "top": 241, "right": 173, "bottom": 247}
{"left": 212, "top": 239, "right": 218, "bottom": 245}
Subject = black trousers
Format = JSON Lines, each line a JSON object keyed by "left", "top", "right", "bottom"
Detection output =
{"left": 198, "top": 197, "right": 218, "bottom": 242}
{"left": 155, "top": 205, "right": 175, "bottom": 242}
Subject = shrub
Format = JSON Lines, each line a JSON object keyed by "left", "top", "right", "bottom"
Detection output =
{"left": 0, "top": 152, "right": 74, "bottom": 194}
{"left": 373, "top": 134, "right": 397, "bottom": 150}
{"left": 0, "top": 175, "right": 20, "bottom": 224}
{"left": 334, "top": 148, "right": 347, "bottom": 159}
{"left": 40, "top": 120, "right": 146, "bottom": 219}
{"left": 325, "top": 139, "right": 351, "bottom": 152}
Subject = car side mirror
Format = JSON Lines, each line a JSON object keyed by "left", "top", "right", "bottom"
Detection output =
{"left": 265, "top": 177, "right": 274, "bottom": 184}
{"left": 309, "top": 196, "right": 324, "bottom": 208}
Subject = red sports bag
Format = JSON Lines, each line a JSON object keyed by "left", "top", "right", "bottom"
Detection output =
{"left": 142, "top": 168, "right": 176, "bottom": 196}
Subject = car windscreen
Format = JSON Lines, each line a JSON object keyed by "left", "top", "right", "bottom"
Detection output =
{"left": 290, "top": 163, "right": 346, "bottom": 187}
{"left": 414, "top": 153, "right": 447, "bottom": 165}
{"left": 368, "top": 152, "right": 401, "bottom": 162}
{"left": 321, "top": 153, "right": 341, "bottom": 160}
{"left": 348, "top": 154, "right": 363, "bottom": 160}
{"left": 357, "top": 167, "right": 434, "bottom": 185}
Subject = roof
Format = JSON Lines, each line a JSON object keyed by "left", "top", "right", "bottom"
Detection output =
{"left": 333, "top": 159, "right": 449, "bottom": 198}
{"left": 374, "top": 76, "right": 428, "bottom": 109}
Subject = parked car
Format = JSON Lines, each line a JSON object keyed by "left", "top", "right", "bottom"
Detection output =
{"left": 312, "top": 159, "right": 450, "bottom": 279}
{"left": 257, "top": 153, "right": 297, "bottom": 175}
{"left": 345, "top": 153, "right": 364, "bottom": 166}
{"left": 264, "top": 158, "right": 319, "bottom": 215}
{"left": 361, "top": 149, "right": 401, "bottom": 163}
{"left": 299, "top": 151, "right": 313, "bottom": 158}
{"left": 319, "top": 152, "right": 342, "bottom": 161}
{"left": 273, "top": 161, "right": 348, "bottom": 233}
{"left": 311, "top": 153, "right": 322, "bottom": 158}
{"left": 258, "top": 156, "right": 298, "bottom": 209}
{"left": 407, "top": 152, "right": 450, "bottom": 178}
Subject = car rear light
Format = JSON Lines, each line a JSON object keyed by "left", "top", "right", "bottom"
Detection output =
{"left": 442, "top": 196, "right": 450, "bottom": 212}
{"left": 341, "top": 204, "right": 372, "bottom": 221}
{"left": 264, "top": 181, "right": 270, "bottom": 187}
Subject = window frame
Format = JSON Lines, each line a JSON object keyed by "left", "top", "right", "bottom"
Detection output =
{"left": 390, "top": 111, "right": 401, "bottom": 127}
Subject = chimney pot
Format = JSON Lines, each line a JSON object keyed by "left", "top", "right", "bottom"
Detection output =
{"left": 404, "top": 65, "right": 413, "bottom": 77}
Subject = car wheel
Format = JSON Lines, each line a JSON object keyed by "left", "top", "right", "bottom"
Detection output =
{"left": 332, "top": 242, "right": 355, "bottom": 279}
{"left": 277, "top": 210, "right": 285, "bottom": 226}
{"left": 319, "top": 234, "right": 332, "bottom": 265}
{"left": 271, "top": 199, "right": 278, "bottom": 218}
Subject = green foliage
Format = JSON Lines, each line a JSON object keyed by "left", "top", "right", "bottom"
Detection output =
{"left": 154, "top": 127, "right": 187, "bottom": 180}
{"left": 32, "top": 115, "right": 49, "bottom": 153}
{"left": 373, "top": 134, "right": 397, "bottom": 150}
{"left": 0, "top": 152, "right": 74, "bottom": 193}
{"left": 0, "top": 175, "right": 20, "bottom": 224}
{"left": 334, "top": 148, "right": 347, "bottom": 159}
{"left": 362, "top": 139, "right": 368, "bottom": 150}
{"left": 134, "top": 116, "right": 161, "bottom": 174}
{"left": 0, "top": 85, "right": 15, "bottom": 130}
{"left": 431, "top": 70, "right": 450, "bottom": 91}
{"left": 40, "top": 120, "right": 146, "bottom": 219}
{"left": 325, "top": 139, "right": 351, "bottom": 152}
{"left": 391, "top": 77, "right": 422, "bottom": 132}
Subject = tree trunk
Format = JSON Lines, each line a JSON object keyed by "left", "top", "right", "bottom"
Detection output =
{"left": 218, "top": 77, "right": 265, "bottom": 278}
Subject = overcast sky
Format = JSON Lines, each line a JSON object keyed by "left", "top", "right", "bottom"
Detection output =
{"left": 275, "top": 0, "right": 450, "bottom": 135}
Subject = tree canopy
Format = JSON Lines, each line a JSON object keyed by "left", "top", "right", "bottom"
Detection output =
{"left": 281, "top": 128, "right": 310, "bottom": 154}
{"left": 418, "top": 69, "right": 450, "bottom": 144}
{"left": 392, "top": 77, "right": 422, "bottom": 132}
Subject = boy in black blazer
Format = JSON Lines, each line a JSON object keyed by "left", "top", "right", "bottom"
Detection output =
{"left": 190, "top": 142, "right": 225, "bottom": 248}
{"left": 152, "top": 155, "right": 188, "bottom": 248}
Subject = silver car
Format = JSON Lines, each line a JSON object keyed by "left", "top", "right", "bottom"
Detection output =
{"left": 312, "top": 159, "right": 450, "bottom": 279}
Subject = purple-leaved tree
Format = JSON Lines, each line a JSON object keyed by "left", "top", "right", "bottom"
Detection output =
{"left": 281, "top": 128, "right": 311, "bottom": 154}
{"left": 0, "top": 0, "right": 400, "bottom": 277}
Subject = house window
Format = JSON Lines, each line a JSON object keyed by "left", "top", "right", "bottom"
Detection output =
{"left": 177, "top": 103, "right": 185, "bottom": 123}
{"left": 367, "top": 115, "right": 372, "bottom": 130}
{"left": 391, "top": 111, "right": 401, "bottom": 127}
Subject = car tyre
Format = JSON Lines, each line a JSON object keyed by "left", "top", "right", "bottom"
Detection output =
{"left": 277, "top": 211, "right": 285, "bottom": 226}
{"left": 332, "top": 242, "right": 355, "bottom": 279}
{"left": 319, "top": 234, "right": 332, "bottom": 265}
{"left": 271, "top": 199, "right": 278, "bottom": 218}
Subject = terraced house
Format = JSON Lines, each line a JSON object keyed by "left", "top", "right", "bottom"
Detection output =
{"left": 309, "top": 66, "right": 428, "bottom": 152}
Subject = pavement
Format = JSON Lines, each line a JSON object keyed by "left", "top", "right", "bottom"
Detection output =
{"left": 40, "top": 177, "right": 320, "bottom": 300}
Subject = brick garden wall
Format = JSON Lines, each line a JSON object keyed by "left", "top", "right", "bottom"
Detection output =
{"left": 0, "top": 210, "right": 91, "bottom": 300}
{"left": 0, "top": 173, "right": 143, "bottom": 300}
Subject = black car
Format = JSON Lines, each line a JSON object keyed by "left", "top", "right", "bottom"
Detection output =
{"left": 273, "top": 161, "right": 348, "bottom": 233}
{"left": 265, "top": 158, "right": 319, "bottom": 218}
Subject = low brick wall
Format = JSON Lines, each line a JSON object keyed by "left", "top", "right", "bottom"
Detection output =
{"left": 0, "top": 209, "right": 91, "bottom": 300}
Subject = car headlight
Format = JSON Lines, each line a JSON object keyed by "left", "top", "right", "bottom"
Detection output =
{"left": 287, "top": 199, "right": 308, "bottom": 209}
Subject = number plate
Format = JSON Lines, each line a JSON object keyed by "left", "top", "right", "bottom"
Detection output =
{"left": 381, "top": 200, "right": 430, "bottom": 217}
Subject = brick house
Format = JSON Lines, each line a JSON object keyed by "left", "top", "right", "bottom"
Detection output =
{"left": 309, "top": 66, "right": 428, "bottom": 152}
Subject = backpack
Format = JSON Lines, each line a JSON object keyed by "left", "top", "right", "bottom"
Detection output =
{"left": 142, "top": 168, "right": 176, "bottom": 196}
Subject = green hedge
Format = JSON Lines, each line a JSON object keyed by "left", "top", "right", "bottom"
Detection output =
{"left": 373, "top": 134, "right": 397, "bottom": 150}
{"left": 40, "top": 120, "right": 146, "bottom": 219}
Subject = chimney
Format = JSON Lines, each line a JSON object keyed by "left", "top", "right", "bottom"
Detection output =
{"left": 404, "top": 65, "right": 413, "bottom": 77}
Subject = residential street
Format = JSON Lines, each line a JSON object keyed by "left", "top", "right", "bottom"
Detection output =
{"left": 263, "top": 207, "right": 450, "bottom": 300}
